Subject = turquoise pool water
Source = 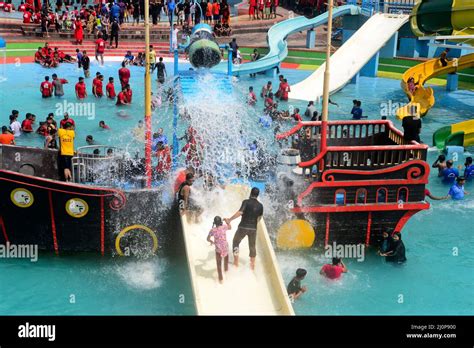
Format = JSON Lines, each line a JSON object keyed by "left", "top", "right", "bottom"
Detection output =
{"left": 0, "top": 62, "right": 473, "bottom": 315}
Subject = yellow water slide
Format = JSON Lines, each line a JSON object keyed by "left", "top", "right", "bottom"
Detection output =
{"left": 396, "top": 0, "right": 474, "bottom": 119}
{"left": 396, "top": 53, "right": 474, "bottom": 120}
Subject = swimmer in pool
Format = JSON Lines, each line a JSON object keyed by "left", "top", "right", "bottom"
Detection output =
{"left": 380, "top": 232, "right": 406, "bottom": 264}
{"left": 320, "top": 257, "right": 347, "bottom": 280}
{"left": 287, "top": 268, "right": 307, "bottom": 300}
{"left": 444, "top": 176, "right": 469, "bottom": 201}
{"left": 441, "top": 160, "right": 459, "bottom": 184}
{"left": 432, "top": 154, "right": 447, "bottom": 177}
{"left": 377, "top": 228, "right": 393, "bottom": 255}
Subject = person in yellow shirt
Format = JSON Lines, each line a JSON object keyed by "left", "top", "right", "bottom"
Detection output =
{"left": 149, "top": 45, "right": 157, "bottom": 72}
{"left": 57, "top": 122, "right": 75, "bottom": 182}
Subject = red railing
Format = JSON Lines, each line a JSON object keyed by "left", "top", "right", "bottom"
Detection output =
{"left": 276, "top": 120, "right": 428, "bottom": 169}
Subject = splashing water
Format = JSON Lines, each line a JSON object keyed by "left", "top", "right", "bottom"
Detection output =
{"left": 115, "top": 258, "right": 167, "bottom": 290}
{"left": 175, "top": 72, "right": 278, "bottom": 186}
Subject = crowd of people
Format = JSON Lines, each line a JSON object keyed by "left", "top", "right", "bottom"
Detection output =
{"left": 428, "top": 154, "right": 472, "bottom": 201}
{"left": 34, "top": 42, "right": 76, "bottom": 67}
{"left": 18, "top": 0, "right": 239, "bottom": 39}
{"left": 247, "top": 0, "right": 279, "bottom": 20}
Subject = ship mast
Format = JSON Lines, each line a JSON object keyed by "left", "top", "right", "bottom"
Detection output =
{"left": 319, "top": 0, "right": 333, "bottom": 170}
{"left": 144, "top": 0, "right": 152, "bottom": 188}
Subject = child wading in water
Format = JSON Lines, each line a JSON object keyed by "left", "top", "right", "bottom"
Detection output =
{"left": 207, "top": 216, "right": 232, "bottom": 284}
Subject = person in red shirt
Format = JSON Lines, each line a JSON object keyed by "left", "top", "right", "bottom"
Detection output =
{"left": 292, "top": 108, "right": 302, "bottom": 122}
{"left": 51, "top": 52, "right": 60, "bottom": 68}
{"left": 106, "top": 77, "right": 116, "bottom": 99}
{"left": 3, "top": 3, "right": 13, "bottom": 12}
{"left": 19, "top": 2, "right": 27, "bottom": 11}
{"left": 93, "top": 74, "right": 104, "bottom": 97}
{"left": 74, "top": 18, "right": 83, "bottom": 44}
{"left": 0, "top": 126, "right": 15, "bottom": 145}
{"left": 181, "top": 140, "right": 200, "bottom": 169}
{"left": 21, "top": 114, "right": 35, "bottom": 133}
{"left": 75, "top": 77, "right": 87, "bottom": 99}
{"left": 279, "top": 78, "right": 290, "bottom": 101}
{"left": 212, "top": 0, "right": 220, "bottom": 24}
{"left": 174, "top": 166, "right": 195, "bottom": 193}
{"left": 116, "top": 86, "right": 129, "bottom": 105}
{"left": 23, "top": 10, "right": 32, "bottom": 23}
{"left": 264, "top": 93, "right": 275, "bottom": 113}
{"left": 41, "top": 43, "right": 49, "bottom": 57}
{"left": 95, "top": 33, "right": 105, "bottom": 65}
{"left": 248, "top": 0, "right": 256, "bottom": 19}
{"left": 275, "top": 74, "right": 284, "bottom": 98}
{"left": 125, "top": 84, "right": 132, "bottom": 103}
{"left": 48, "top": 12, "right": 55, "bottom": 24}
{"left": 34, "top": 47, "right": 44, "bottom": 63}
{"left": 247, "top": 86, "right": 257, "bottom": 106}
{"left": 60, "top": 113, "right": 75, "bottom": 129}
{"left": 118, "top": 61, "right": 130, "bottom": 88}
{"left": 155, "top": 141, "right": 172, "bottom": 178}
{"left": 40, "top": 76, "right": 53, "bottom": 98}
{"left": 99, "top": 120, "right": 110, "bottom": 130}
{"left": 320, "top": 258, "right": 347, "bottom": 280}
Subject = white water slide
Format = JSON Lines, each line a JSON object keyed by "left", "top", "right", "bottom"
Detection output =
{"left": 289, "top": 13, "right": 409, "bottom": 101}
{"left": 180, "top": 185, "right": 294, "bottom": 315}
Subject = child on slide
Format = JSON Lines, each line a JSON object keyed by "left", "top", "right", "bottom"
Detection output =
{"left": 207, "top": 216, "right": 232, "bottom": 284}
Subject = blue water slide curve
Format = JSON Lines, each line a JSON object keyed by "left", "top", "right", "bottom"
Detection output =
{"left": 212, "top": 5, "right": 360, "bottom": 76}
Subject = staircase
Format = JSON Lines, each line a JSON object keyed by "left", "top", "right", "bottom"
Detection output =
{"left": 0, "top": 21, "right": 24, "bottom": 39}
{"left": 21, "top": 23, "right": 171, "bottom": 41}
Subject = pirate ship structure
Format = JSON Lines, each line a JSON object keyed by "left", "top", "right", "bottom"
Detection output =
{"left": 274, "top": 2, "right": 429, "bottom": 247}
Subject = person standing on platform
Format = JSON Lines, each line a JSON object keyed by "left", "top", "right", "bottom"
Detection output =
{"left": 110, "top": 18, "right": 120, "bottom": 49}
{"left": 225, "top": 187, "right": 264, "bottom": 270}
{"left": 57, "top": 122, "right": 75, "bottom": 182}
{"left": 402, "top": 113, "right": 422, "bottom": 143}
{"left": 95, "top": 33, "right": 106, "bottom": 65}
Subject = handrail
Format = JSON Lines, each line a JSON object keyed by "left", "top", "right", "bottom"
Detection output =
{"left": 275, "top": 120, "right": 428, "bottom": 169}
{"left": 276, "top": 120, "right": 413, "bottom": 142}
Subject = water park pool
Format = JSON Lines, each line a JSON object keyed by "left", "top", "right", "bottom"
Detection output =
{"left": 0, "top": 61, "right": 473, "bottom": 315}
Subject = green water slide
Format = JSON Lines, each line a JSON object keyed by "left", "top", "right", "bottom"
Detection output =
{"left": 411, "top": 0, "right": 474, "bottom": 38}
{"left": 433, "top": 120, "right": 474, "bottom": 150}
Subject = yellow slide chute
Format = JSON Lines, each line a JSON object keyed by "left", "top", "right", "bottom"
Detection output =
{"left": 396, "top": 53, "right": 474, "bottom": 120}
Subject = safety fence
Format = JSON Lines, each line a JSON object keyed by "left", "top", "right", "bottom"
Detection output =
{"left": 346, "top": 0, "right": 415, "bottom": 15}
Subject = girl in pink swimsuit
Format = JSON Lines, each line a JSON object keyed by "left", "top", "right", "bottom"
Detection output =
{"left": 207, "top": 216, "right": 232, "bottom": 283}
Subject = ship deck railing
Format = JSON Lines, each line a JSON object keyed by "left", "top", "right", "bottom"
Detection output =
{"left": 72, "top": 145, "right": 128, "bottom": 186}
{"left": 276, "top": 120, "right": 429, "bottom": 171}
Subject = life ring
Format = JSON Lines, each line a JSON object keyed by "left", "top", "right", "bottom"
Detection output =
{"left": 115, "top": 225, "right": 158, "bottom": 256}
